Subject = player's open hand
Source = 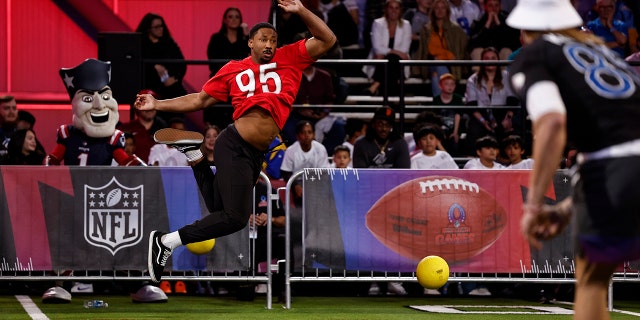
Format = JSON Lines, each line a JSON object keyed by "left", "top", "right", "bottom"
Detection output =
{"left": 521, "top": 197, "right": 573, "bottom": 249}
{"left": 135, "top": 93, "right": 157, "bottom": 111}
{"left": 278, "top": 0, "right": 303, "bottom": 14}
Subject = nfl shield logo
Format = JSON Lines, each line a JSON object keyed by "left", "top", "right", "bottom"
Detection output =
{"left": 84, "top": 177, "right": 143, "bottom": 255}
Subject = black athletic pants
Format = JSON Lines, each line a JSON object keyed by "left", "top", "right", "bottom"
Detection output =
{"left": 177, "top": 124, "right": 265, "bottom": 244}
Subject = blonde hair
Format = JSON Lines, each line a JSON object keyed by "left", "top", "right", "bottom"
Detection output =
{"left": 524, "top": 28, "right": 605, "bottom": 46}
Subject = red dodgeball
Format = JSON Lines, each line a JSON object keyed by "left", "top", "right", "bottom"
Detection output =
{"left": 365, "top": 176, "right": 507, "bottom": 263}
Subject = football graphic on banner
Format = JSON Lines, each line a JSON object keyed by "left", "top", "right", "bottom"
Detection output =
{"left": 365, "top": 176, "right": 507, "bottom": 263}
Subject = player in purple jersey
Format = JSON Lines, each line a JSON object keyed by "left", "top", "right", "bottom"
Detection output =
{"left": 507, "top": 1, "right": 640, "bottom": 319}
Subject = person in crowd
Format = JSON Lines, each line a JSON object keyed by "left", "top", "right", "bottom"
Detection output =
{"left": 123, "top": 132, "right": 136, "bottom": 157}
{"left": 506, "top": 1, "right": 640, "bottom": 318}
{"left": 205, "top": 7, "right": 252, "bottom": 129}
{"left": 322, "top": 0, "right": 361, "bottom": 48}
{"left": 586, "top": 0, "right": 628, "bottom": 57}
{"left": 118, "top": 89, "right": 168, "bottom": 164}
{"left": 449, "top": 0, "right": 481, "bottom": 36}
{"left": 0, "top": 95, "right": 18, "bottom": 161}
{"left": 403, "top": 0, "right": 433, "bottom": 56}
{"left": 585, "top": 0, "right": 636, "bottom": 53}
{"left": 282, "top": 65, "right": 336, "bottom": 145}
{"left": 353, "top": 106, "right": 409, "bottom": 296}
{"left": 415, "top": 0, "right": 468, "bottom": 96}
{"left": 431, "top": 73, "right": 464, "bottom": 156}
{"left": 14, "top": 109, "right": 47, "bottom": 156}
{"left": 331, "top": 144, "right": 351, "bottom": 168}
{"left": 501, "top": 134, "right": 533, "bottom": 169}
{"left": 200, "top": 125, "right": 221, "bottom": 167}
{"left": 314, "top": 107, "right": 346, "bottom": 156}
{"left": 148, "top": 118, "right": 189, "bottom": 166}
{"left": 1, "top": 129, "right": 46, "bottom": 165}
{"left": 353, "top": 106, "right": 410, "bottom": 168}
{"left": 263, "top": 134, "right": 287, "bottom": 180}
{"left": 47, "top": 59, "right": 145, "bottom": 166}
{"left": 16, "top": 110, "right": 35, "bottom": 130}
{"left": 468, "top": 0, "right": 521, "bottom": 61}
{"left": 280, "top": 120, "right": 330, "bottom": 181}
{"left": 463, "top": 135, "right": 504, "bottom": 170}
{"left": 135, "top": 0, "right": 336, "bottom": 283}
{"left": 281, "top": 120, "right": 330, "bottom": 208}
{"left": 363, "top": 0, "right": 387, "bottom": 51}
{"left": 410, "top": 124, "right": 458, "bottom": 169}
{"left": 136, "top": 12, "right": 188, "bottom": 122}
{"left": 464, "top": 46, "right": 519, "bottom": 156}
{"left": 342, "top": 118, "right": 367, "bottom": 165}
{"left": 362, "top": 0, "right": 412, "bottom": 96}
{"left": 207, "top": 7, "right": 251, "bottom": 77}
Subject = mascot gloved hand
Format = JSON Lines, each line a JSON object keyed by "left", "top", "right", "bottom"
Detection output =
{"left": 45, "top": 58, "right": 146, "bottom": 166}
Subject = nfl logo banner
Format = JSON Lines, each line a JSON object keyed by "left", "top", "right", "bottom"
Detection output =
{"left": 84, "top": 177, "right": 143, "bottom": 255}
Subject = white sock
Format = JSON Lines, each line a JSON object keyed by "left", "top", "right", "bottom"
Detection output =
{"left": 184, "top": 149, "right": 203, "bottom": 162}
{"left": 161, "top": 231, "right": 183, "bottom": 250}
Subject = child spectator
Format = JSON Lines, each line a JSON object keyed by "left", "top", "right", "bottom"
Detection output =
{"left": 463, "top": 135, "right": 505, "bottom": 169}
{"left": 432, "top": 73, "right": 464, "bottom": 155}
{"left": 332, "top": 144, "right": 352, "bottom": 168}
{"left": 502, "top": 134, "right": 533, "bottom": 169}
{"left": 342, "top": 118, "right": 367, "bottom": 167}
{"left": 281, "top": 120, "right": 330, "bottom": 181}
{"left": 410, "top": 124, "right": 458, "bottom": 169}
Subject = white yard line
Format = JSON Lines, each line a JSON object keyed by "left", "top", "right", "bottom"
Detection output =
{"left": 409, "top": 305, "right": 573, "bottom": 314}
{"left": 15, "top": 295, "right": 49, "bottom": 320}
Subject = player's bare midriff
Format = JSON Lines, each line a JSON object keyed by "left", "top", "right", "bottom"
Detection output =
{"left": 234, "top": 106, "right": 280, "bottom": 151}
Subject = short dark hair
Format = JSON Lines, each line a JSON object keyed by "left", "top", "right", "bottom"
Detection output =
{"left": 333, "top": 144, "right": 350, "bottom": 156}
{"left": 0, "top": 95, "right": 15, "bottom": 103}
{"left": 501, "top": 135, "right": 524, "bottom": 150}
{"left": 249, "top": 22, "right": 276, "bottom": 39}
{"left": 124, "top": 132, "right": 135, "bottom": 141}
{"left": 345, "top": 118, "right": 365, "bottom": 137}
{"left": 475, "top": 135, "right": 499, "bottom": 150}
{"left": 295, "top": 120, "right": 313, "bottom": 134}
{"left": 168, "top": 117, "right": 184, "bottom": 126}
{"left": 413, "top": 124, "right": 444, "bottom": 144}
{"left": 18, "top": 110, "right": 36, "bottom": 127}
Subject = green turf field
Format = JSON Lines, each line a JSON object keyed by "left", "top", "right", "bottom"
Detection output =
{"left": 3, "top": 294, "right": 640, "bottom": 320}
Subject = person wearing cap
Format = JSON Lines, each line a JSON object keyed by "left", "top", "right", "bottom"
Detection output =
{"left": 410, "top": 124, "right": 458, "bottom": 169}
{"left": 506, "top": 1, "right": 640, "bottom": 319}
{"left": 46, "top": 58, "right": 145, "bottom": 166}
{"left": 353, "top": 106, "right": 410, "bottom": 169}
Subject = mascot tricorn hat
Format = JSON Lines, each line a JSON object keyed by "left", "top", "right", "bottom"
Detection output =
{"left": 59, "top": 58, "right": 111, "bottom": 100}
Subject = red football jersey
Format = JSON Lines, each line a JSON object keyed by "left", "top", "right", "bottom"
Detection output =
{"left": 202, "top": 40, "right": 315, "bottom": 129}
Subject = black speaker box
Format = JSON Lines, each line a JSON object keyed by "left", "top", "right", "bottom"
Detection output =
{"left": 98, "top": 32, "right": 142, "bottom": 110}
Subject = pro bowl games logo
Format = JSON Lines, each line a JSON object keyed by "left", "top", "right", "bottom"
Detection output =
{"left": 84, "top": 177, "right": 143, "bottom": 255}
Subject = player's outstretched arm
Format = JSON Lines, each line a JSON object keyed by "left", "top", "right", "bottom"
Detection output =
{"left": 278, "top": 0, "right": 336, "bottom": 59}
{"left": 135, "top": 91, "right": 219, "bottom": 114}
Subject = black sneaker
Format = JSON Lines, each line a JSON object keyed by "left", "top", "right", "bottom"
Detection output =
{"left": 153, "top": 128, "right": 203, "bottom": 154}
{"left": 148, "top": 230, "right": 172, "bottom": 283}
